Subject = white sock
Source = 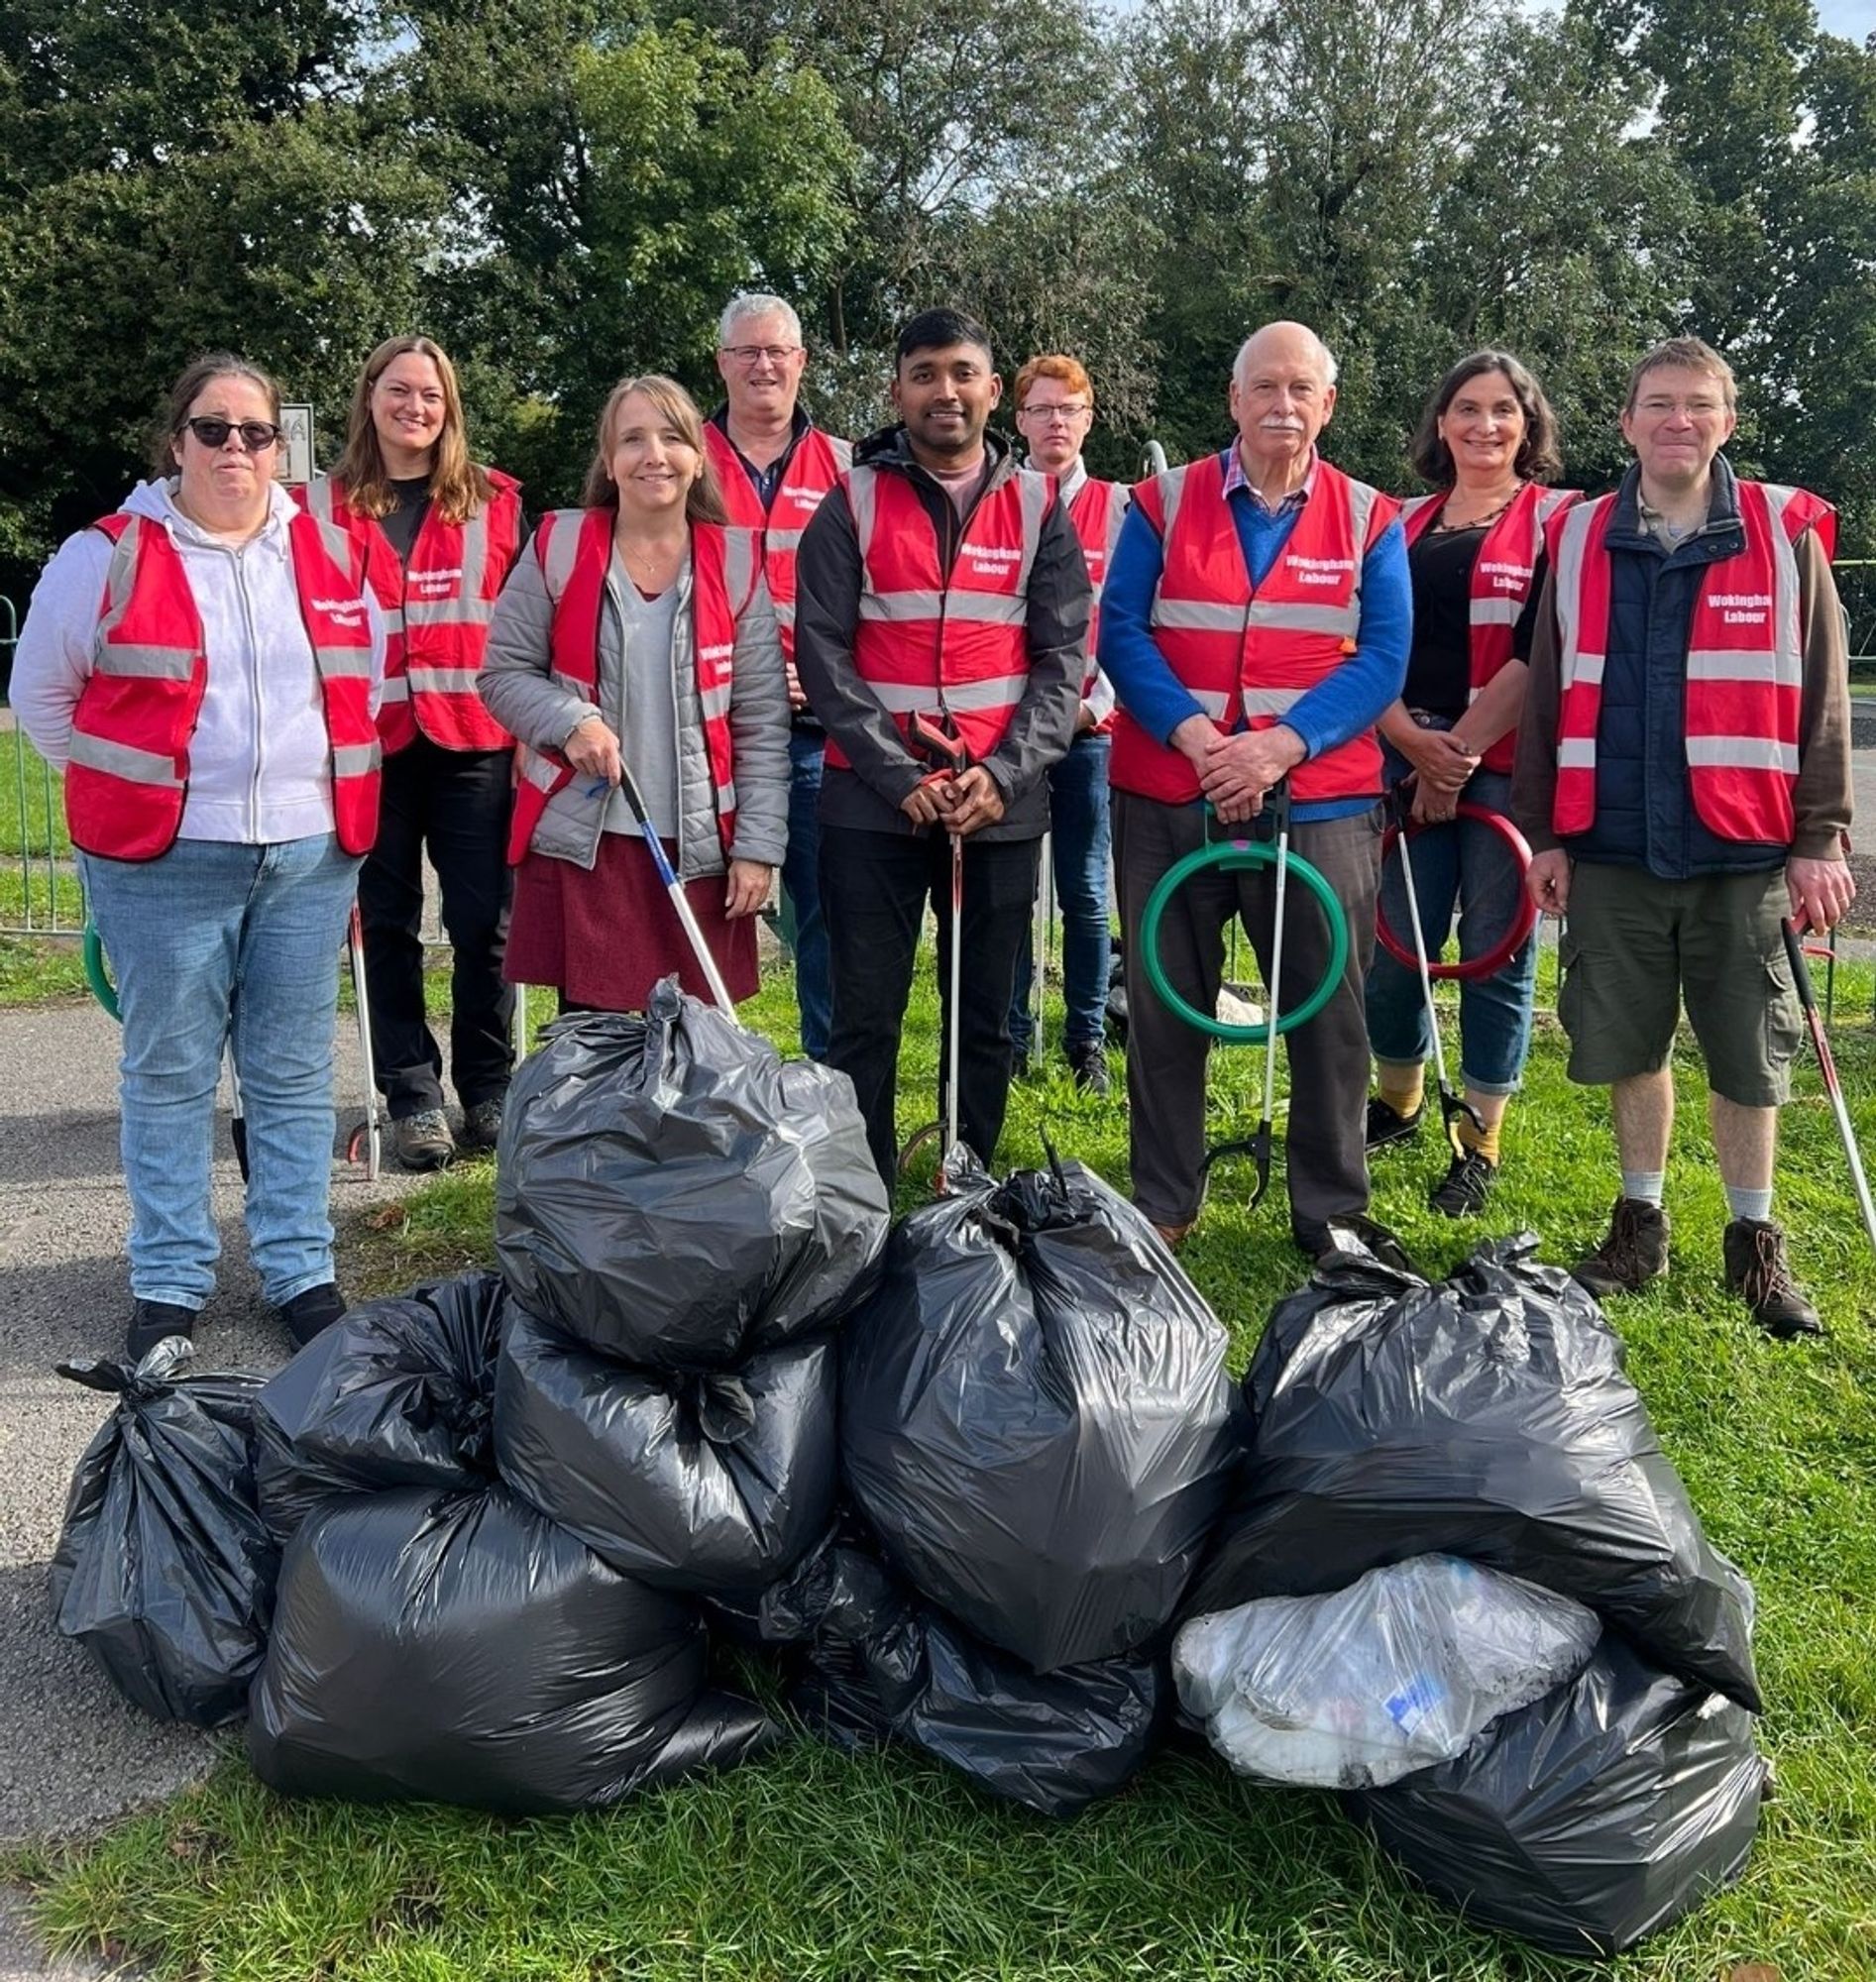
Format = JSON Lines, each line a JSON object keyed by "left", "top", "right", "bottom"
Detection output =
{"left": 1725, "top": 1185, "right": 1773, "bottom": 1224}
{"left": 1620, "top": 1170, "right": 1665, "bottom": 1207}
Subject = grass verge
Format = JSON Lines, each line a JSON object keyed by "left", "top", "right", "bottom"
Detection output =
{"left": 19, "top": 953, "right": 1876, "bottom": 1981}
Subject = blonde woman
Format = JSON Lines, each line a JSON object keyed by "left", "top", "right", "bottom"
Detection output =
{"left": 480, "top": 376, "right": 789, "bottom": 1012}
{"left": 301, "top": 336, "right": 526, "bottom": 1169}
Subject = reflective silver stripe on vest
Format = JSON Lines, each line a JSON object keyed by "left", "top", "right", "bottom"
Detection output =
{"left": 402, "top": 502, "right": 496, "bottom": 633}
{"left": 309, "top": 515, "right": 361, "bottom": 579}
{"left": 700, "top": 681, "right": 734, "bottom": 721}
{"left": 716, "top": 779, "right": 738, "bottom": 816}
{"left": 858, "top": 589, "right": 1028, "bottom": 626}
{"left": 405, "top": 594, "right": 497, "bottom": 629}
{"left": 380, "top": 676, "right": 412, "bottom": 704}
{"left": 93, "top": 642, "right": 197, "bottom": 679}
{"left": 301, "top": 480, "right": 337, "bottom": 523}
{"left": 1153, "top": 468, "right": 1185, "bottom": 541}
{"left": 1191, "top": 685, "right": 1301, "bottom": 721}
{"left": 518, "top": 746, "right": 563, "bottom": 794}
{"left": 309, "top": 643, "right": 375, "bottom": 680}
{"left": 1551, "top": 500, "right": 1606, "bottom": 690}
{"left": 1150, "top": 599, "right": 1247, "bottom": 632}
{"left": 67, "top": 731, "right": 182, "bottom": 787}
{"left": 774, "top": 598, "right": 797, "bottom": 632}
{"left": 1685, "top": 736, "right": 1800, "bottom": 774}
{"left": 1246, "top": 599, "right": 1360, "bottom": 638}
{"left": 1013, "top": 471, "right": 1049, "bottom": 594}
{"left": 404, "top": 667, "right": 488, "bottom": 696}
{"left": 1558, "top": 738, "right": 1597, "bottom": 769}
{"left": 331, "top": 742, "right": 381, "bottom": 778}
{"left": 539, "top": 510, "right": 584, "bottom": 600}
{"left": 1399, "top": 493, "right": 1439, "bottom": 529}
{"left": 847, "top": 469, "right": 880, "bottom": 558}
{"left": 1567, "top": 653, "right": 1605, "bottom": 687}
{"left": 1346, "top": 480, "right": 1380, "bottom": 553}
{"left": 723, "top": 528, "right": 758, "bottom": 610}
{"left": 765, "top": 526, "right": 806, "bottom": 552}
{"left": 870, "top": 675, "right": 1030, "bottom": 716}
{"left": 381, "top": 607, "right": 407, "bottom": 638}
{"left": 93, "top": 523, "right": 197, "bottom": 678}
{"left": 1473, "top": 596, "right": 1523, "bottom": 628}
{"left": 1686, "top": 649, "right": 1800, "bottom": 687}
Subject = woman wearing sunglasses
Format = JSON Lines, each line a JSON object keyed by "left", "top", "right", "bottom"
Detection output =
{"left": 480, "top": 375, "right": 789, "bottom": 1013}
{"left": 12, "top": 354, "right": 386, "bottom": 1359}
{"left": 301, "top": 337, "right": 526, "bottom": 1173}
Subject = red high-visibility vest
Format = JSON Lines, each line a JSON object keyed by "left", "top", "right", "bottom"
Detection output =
{"left": 1399, "top": 481, "right": 1580, "bottom": 773}
{"left": 65, "top": 509, "right": 380, "bottom": 861}
{"left": 704, "top": 423, "right": 851, "bottom": 664}
{"left": 1548, "top": 478, "right": 1835, "bottom": 844}
{"left": 298, "top": 469, "right": 522, "bottom": 754}
{"left": 823, "top": 465, "right": 1053, "bottom": 773}
{"left": 506, "top": 508, "right": 756, "bottom": 864}
{"left": 1068, "top": 473, "right": 1129, "bottom": 729}
{"left": 1109, "top": 453, "right": 1398, "bottom": 804}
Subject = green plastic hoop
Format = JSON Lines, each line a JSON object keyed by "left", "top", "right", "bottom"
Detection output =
{"left": 82, "top": 923, "right": 121, "bottom": 1022}
{"left": 1141, "top": 838, "right": 1349, "bottom": 1043}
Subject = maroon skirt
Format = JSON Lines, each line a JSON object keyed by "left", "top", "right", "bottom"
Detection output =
{"left": 504, "top": 831, "right": 758, "bottom": 1012}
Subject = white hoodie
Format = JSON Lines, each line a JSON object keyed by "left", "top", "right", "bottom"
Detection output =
{"left": 11, "top": 478, "right": 386, "bottom": 845}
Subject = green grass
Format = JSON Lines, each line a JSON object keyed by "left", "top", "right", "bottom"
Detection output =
{"left": 0, "top": 933, "right": 87, "bottom": 1003}
{"left": 0, "top": 729, "right": 70, "bottom": 858}
{"left": 18, "top": 952, "right": 1876, "bottom": 1981}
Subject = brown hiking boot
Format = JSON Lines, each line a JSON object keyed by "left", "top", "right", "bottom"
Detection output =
{"left": 1571, "top": 1196, "right": 1670, "bottom": 1299}
{"left": 1723, "top": 1218, "right": 1823, "bottom": 1340}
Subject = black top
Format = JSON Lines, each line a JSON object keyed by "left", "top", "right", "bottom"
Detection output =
{"left": 377, "top": 476, "right": 434, "bottom": 568}
{"left": 1401, "top": 522, "right": 1545, "bottom": 719}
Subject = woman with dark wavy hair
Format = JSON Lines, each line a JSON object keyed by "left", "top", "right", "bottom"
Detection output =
{"left": 1365, "top": 350, "right": 1579, "bottom": 1216}
{"left": 479, "top": 375, "right": 789, "bottom": 1013}
{"left": 301, "top": 335, "right": 527, "bottom": 1172}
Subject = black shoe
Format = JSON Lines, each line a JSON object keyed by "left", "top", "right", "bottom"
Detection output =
{"left": 1366, "top": 1095, "right": 1423, "bottom": 1152}
{"left": 1295, "top": 1213, "right": 1415, "bottom": 1273}
{"left": 1723, "top": 1218, "right": 1823, "bottom": 1339}
{"left": 460, "top": 1096, "right": 505, "bottom": 1153}
{"left": 277, "top": 1282, "right": 348, "bottom": 1350}
{"left": 126, "top": 1299, "right": 196, "bottom": 1363}
{"left": 1572, "top": 1196, "right": 1670, "bottom": 1299}
{"left": 1067, "top": 1044, "right": 1112, "bottom": 1097}
{"left": 392, "top": 1107, "right": 456, "bottom": 1171}
{"left": 1430, "top": 1149, "right": 1497, "bottom": 1218}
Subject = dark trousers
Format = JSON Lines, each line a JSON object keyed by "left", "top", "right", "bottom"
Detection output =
{"left": 358, "top": 735, "right": 515, "bottom": 1119}
{"left": 820, "top": 825, "right": 1041, "bottom": 1186}
{"left": 780, "top": 728, "right": 831, "bottom": 1060}
{"left": 1114, "top": 791, "right": 1381, "bottom": 1244}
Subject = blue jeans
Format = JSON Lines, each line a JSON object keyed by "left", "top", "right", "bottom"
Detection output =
{"left": 780, "top": 728, "right": 830, "bottom": 1061}
{"left": 80, "top": 834, "right": 362, "bottom": 1310}
{"left": 1011, "top": 732, "right": 1113, "bottom": 1055}
{"left": 1364, "top": 750, "right": 1536, "bottom": 1094}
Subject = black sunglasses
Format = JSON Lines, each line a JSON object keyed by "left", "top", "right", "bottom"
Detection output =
{"left": 181, "top": 416, "right": 283, "bottom": 452}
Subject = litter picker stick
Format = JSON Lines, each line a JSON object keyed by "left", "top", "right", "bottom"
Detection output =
{"left": 1393, "top": 817, "right": 1482, "bottom": 1156}
{"left": 1783, "top": 918, "right": 1876, "bottom": 1259}
{"left": 609, "top": 759, "right": 738, "bottom": 1020}
{"left": 346, "top": 904, "right": 382, "bottom": 1180}
{"left": 1248, "top": 780, "right": 1291, "bottom": 1209}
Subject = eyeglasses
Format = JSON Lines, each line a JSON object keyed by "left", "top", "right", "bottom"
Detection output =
{"left": 1020, "top": 402, "right": 1090, "bottom": 425}
{"left": 722, "top": 345, "right": 801, "bottom": 366}
{"left": 182, "top": 417, "right": 283, "bottom": 452}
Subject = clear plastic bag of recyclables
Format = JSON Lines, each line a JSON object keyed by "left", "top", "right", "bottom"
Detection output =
{"left": 761, "top": 1530, "right": 1163, "bottom": 1817}
{"left": 254, "top": 1271, "right": 506, "bottom": 1542}
{"left": 1349, "top": 1638, "right": 1767, "bottom": 1954}
{"left": 51, "top": 1337, "right": 276, "bottom": 1727}
{"left": 1187, "top": 1234, "right": 1761, "bottom": 1711}
{"left": 1174, "top": 1555, "right": 1600, "bottom": 1790}
{"left": 495, "top": 1302, "right": 836, "bottom": 1598}
{"left": 249, "top": 1484, "right": 776, "bottom": 1815}
{"left": 841, "top": 1151, "right": 1243, "bottom": 1673}
{"left": 497, "top": 980, "right": 890, "bottom": 1372}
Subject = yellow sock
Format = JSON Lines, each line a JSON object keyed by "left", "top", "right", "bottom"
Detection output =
{"left": 1378, "top": 1065, "right": 1425, "bottom": 1118}
{"left": 1456, "top": 1112, "right": 1501, "bottom": 1165}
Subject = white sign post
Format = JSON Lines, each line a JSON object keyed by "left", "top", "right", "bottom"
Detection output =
{"left": 277, "top": 403, "right": 316, "bottom": 488}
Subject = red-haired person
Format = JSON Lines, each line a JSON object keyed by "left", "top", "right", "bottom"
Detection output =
{"left": 478, "top": 376, "right": 789, "bottom": 1012}
{"left": 301, "top": 336, "right": 526, "bottom": 1170}
{"left": 13, "top": 355, "right": 384, "bottom": 1357}
{"left": 1009, "top": 352, "right": 1128, "bottom": 1095}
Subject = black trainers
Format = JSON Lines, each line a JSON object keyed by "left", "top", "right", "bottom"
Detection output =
{"left": 393, "top": 1106, "right": 456, "bottom": 1172}
{"left": 1067, "top": 1043, "right": 1112, "bottom": 1098}
{"left": 1430, "top": 1149, "right": 1497, "bottom": 1218}
{"left": 460, "top": 1097, "right": 505, "bottom": 1153}
{"left": 126, "top": 1299, "right": 196, "bottom": 1363}
{"left": 1297, "top": 1213, "right": 1416, "bottom": 1273}
{"left": 1366, "top": 1095, "right": 1423, "bottom": 1152}
{"left": 1572, "top": 1196, "right": 1670, "bottom": 1299}
{"left": 1723, "top": 1218, "right": 1823, "bottom": 1340}
{"left": 277, "top": 1282, "right": 348, "bottom": 1350}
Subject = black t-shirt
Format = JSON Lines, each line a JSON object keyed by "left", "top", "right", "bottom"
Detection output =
{"left": 1401, "top": 523, "right": 1545, "bottom": 719}
{"left": 377, "top": 476, "right": 434, "bottom": 568}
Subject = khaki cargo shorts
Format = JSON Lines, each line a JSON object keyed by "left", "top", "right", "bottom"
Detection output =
{"left": 1557, "top": 862, "right": 1802, "bottom": 1106}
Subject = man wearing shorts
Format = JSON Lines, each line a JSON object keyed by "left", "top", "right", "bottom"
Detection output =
{"left": 1513, "top": 336, "right": 1853, "bottom": 1338}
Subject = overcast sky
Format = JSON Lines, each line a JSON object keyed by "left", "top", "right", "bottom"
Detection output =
{"left": 1818, "top": 0, "right": 1875, "bottom": 37}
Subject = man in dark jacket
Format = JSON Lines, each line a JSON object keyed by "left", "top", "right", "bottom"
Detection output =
{"left": 794, "top": 307, "right": 1090, "bottom": 1184}
{"left": 1512, "top": 336, "right": 1852, "bottom": 1338}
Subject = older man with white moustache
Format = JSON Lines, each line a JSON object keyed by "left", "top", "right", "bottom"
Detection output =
{"left": 1099, "top": 320, "right": 1412, "bottom": 1256}
{"left": 704, "top": 292, "right": 852, "bottom": 1060}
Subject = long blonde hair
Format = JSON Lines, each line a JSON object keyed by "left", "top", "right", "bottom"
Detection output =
{"left": 331, "top": 335, "right": 494, "bottom": 526}
{"left": 580, "top": 375, "right": 727, "bottom": 524}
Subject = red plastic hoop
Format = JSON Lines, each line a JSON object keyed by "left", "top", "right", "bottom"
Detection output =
{"left": 1377, "top": 803, "right": 1538, "bottom": 982}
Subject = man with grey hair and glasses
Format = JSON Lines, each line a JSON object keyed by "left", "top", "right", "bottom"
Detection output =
{"left": 704, "top": 291, "right": 852, "bottom": 1060}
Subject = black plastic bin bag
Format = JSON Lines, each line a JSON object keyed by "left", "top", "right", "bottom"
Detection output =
{"left": 1349, "top": 1638, "right": 1766, "bottom": 1954}
{"left": 50, "top": 1337, "right": 276, "bottom": 1727}
{"left": 1188, "top": 1234, "right": 1761, "bottom": 1710}
{"left": 249, "top": 1483, "right": 775, "bottom": 1814}
{"left": 840, "top": 1153, "right": 1242, "bottom": 1672}
{"left": 496, "top": 983, "right": 890, "bottom": 1372}
{"left": 494, "top": 1303, "right": 836, "bottom": 1597}
{"left": 253, "top": 1271, "right": 505, "bottom": 1542}
{"left": 766, "top": 1531, "right": 1163, "bottom": 1817}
